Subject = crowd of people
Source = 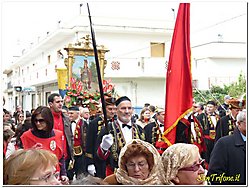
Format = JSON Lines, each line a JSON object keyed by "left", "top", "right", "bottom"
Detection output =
{"left": 3, "top": 93, "right": 246, "bottom": 185}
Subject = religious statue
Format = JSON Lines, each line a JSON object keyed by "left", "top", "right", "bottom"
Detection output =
{"left": 80, "top": 59, "right": 92, "bottom": 90}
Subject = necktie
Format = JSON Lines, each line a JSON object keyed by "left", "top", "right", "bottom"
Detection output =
{"left": 122, "top": 124, "right": 132, "bottom": 129}
{"left": 159, "top": 124, "right": 164, "bottom": 127}
{"left": 71, "top": 121, "right": 76, "bottom": 124}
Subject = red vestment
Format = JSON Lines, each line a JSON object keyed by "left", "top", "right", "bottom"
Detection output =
{"left": 21, "top": 129, "right": 64, "bottom": 161}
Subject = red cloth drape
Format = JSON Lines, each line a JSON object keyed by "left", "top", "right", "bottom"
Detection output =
{"left": 163, "top": 3, "right": 193, "bottom": 147}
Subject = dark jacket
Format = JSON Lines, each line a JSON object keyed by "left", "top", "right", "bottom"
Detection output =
{"left": 175, "top": 115, "right": 206, "bottom": 156}
{"left": 144, "top": 121, "right": 160, "bottom": 145}
{"left": 85, "top": 116, "right": 110, "bottom": 178}
{"left": 143, "top": 121, "right": 167, "bottom": 155}
{"left": 96, "top": 120, "right": 145, "bottom": 174}
{"left": 207, "top": 128, "right": 246, "bottom": 185}
{"left": 62, "top": 113, "right": 74, "bottom": 161}
{"left": 215, "top": 115, "right": 236, "bottom": 142}
{"left": 197, "top": 112, "right": 219, "bottom": 163}
{"left": 218, "top": 103, "right": 229, "bottom": 118}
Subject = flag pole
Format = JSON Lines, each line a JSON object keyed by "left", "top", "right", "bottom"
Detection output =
{"left": 87, "top": 3, "right": 109, "bottom": 131}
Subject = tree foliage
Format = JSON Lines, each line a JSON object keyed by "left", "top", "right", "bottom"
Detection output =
{"left": 194, "top": 73, "right": 246, "bottom": 105}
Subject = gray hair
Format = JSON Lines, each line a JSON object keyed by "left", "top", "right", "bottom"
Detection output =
{"left": 236, "top": 109, "right": 246, "bottom": 123}
{"left": 71, "top": 174, "right": 107, "bottom": 185}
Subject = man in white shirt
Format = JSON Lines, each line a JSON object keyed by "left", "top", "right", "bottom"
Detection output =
{"left": 79, "top": 107, "right": 90, "bottom": 124}
{"left": 95, "top": 96, "right": 145, "bottom": 177}
{"left": 197, "top": 100, "right": 220, "bottom": 164}
{"left": 68, "top": 106, "right": 88, "bottom": 180}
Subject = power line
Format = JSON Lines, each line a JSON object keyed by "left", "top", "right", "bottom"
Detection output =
{"left": 107, "top": 13, "right": 246, "bottom": 59}
{"left": 192, "top": 13, "right": 246, "bottom": 33}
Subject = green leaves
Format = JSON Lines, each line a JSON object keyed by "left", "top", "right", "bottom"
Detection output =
{"left": 194, "top": 72, "right": 246, "bottom": 103}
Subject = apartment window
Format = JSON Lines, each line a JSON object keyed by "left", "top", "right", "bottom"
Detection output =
{"left": 150, "top": 42, "right": 165, "bottom": 57}
{"left": 37, "top": 92, "right": 41, "bottom": 106}
{"left": 15, "top": 96, "right": 18, "bottom": 108}
{"left": 48, "top": 55, "right": 51, "bottom": 64}
{"left": 32, "top": 94, "right": 36, "bottom": 109}
{"left": 45, "top": 92, "right": 51, "bottom": 105}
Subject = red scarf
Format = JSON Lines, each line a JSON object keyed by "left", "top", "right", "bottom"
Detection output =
{"left": 51, "top": 110, "right": 68, "bottom": 159}
{"left": 52, "top": 111, "right": 63, "bottom": 131}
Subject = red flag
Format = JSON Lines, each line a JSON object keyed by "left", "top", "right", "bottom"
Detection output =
{"left": 163, "top": 3, "right": 193, "bottom": 147}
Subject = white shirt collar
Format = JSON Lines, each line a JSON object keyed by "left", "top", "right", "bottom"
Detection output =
{"left": 117, "top": 119, "right": 131, "bottom": 126}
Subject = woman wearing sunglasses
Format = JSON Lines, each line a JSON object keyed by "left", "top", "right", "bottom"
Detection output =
{"left": 20, "top": 106, "right": 69, "bottom": 184}
{"left": 161, "top": 143, "right": 207, "bottom": 185}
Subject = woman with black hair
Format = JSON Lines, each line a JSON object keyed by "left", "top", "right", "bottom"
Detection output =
{"left": 21, "top": 106, "right": 69, "bottom": 184}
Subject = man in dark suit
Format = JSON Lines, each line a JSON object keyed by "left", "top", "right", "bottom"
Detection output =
{"left": 217, "top": 95, "right": 230, "bottom": 118}
{"left": 85, "top": 96, "right": 117, "bottom": 178}
{"left": 197, "top": 100, "right": 220, "bottom": 163}
{"left": 207, "top": 109, "right": 246, "bottom": 185}
{"left": 67, "top": 106, "right": 88, "bottom": 180}
{"left": 215, "top": 98, "right": 245, "bottom": 142}
{"left": 144, "top": 107, "right": 166, "bottom": 155}
{"left": 175, "top": 112, "right": 206, "bottom": 159}
{"left": 95, "top": 96, "right": 145, "bottom": 177}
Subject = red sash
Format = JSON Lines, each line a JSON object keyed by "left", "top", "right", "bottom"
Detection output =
{"left": 74, "top": 120, "right": 83, "bottom": 147}
{"left": 180, "top": 117, "right": 207, "bottom": 154}
{"left": 106, "top": 164, "right": 114, "bottom": 177}
{"left": 155, "top": 141, "right": 168, "bottom": 155}
{"left": 52, "top": 111, "right": 68, "bottom": 159}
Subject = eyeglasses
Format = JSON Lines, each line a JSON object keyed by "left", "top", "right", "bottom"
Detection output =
{"left": 30, "top": 172, "right": 60, "bottom": 182}
{"left": 35, "top": 118, "right": 45, "bottom": 123}
{"left": 19, "top": 115, "right": 24, "bottom": 118}
{"left": 126, "top": 161, "right": 149, "bottom": 170}
{"left": 179, "top": 159, "right": 205, "bottom": 172}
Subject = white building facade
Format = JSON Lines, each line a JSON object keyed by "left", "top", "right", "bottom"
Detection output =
{"left": 3, "top": 7, "right": 247, "bottom": 114}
